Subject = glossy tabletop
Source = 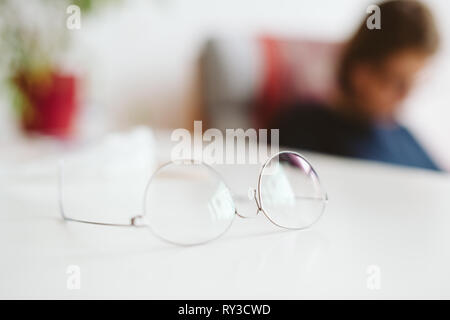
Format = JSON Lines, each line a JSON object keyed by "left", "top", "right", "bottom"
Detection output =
{"left": 1, "top": 131, "right": 449, "bottom": 299}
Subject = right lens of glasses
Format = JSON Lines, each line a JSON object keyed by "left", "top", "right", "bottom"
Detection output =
{"left": 143, "top": 161, "right": 235, "bottom": 245}
{"left": 259, "top": 152, "right": 327, "bottom": 229}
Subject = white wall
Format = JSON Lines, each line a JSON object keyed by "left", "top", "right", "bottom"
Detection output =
{"left": 66, "top": 0, "right": 372, "bottom": 131}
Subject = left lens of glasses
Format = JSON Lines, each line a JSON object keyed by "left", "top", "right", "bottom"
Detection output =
{"left": 143, "top": 161, "right": 235, "bottom": 245}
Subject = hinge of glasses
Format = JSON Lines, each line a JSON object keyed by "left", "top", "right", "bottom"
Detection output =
{"left": 131, "top": 215, "right": 148, "bottom": 227}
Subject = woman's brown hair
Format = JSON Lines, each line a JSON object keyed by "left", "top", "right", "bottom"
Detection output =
{"left": 338, "top": 0, "right": 440, "bottom": 93}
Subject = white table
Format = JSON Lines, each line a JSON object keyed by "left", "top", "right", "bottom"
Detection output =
{"left": 1, "top": 130, "right": 450, "bottom": 299}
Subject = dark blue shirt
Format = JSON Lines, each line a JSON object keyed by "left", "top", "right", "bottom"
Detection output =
{"left": 275, "top": 103, "right": 441, "bottom": 171}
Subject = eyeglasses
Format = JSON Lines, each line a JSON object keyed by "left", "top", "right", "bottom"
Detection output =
{"left": 58, "top": 151, "right": 328, "bottom": 246}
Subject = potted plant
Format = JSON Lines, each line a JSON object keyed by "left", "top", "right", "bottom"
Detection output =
{"left": 0, "top": 0, "right": 110, "bottom": 138}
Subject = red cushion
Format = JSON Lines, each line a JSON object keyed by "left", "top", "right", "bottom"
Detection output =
{"left": 255, "top": 36, "right": 342, "bottom": 128}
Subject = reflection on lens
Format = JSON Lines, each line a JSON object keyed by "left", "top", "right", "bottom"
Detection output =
{"left": 259, "top": 152, "right": 327, "bottom": 229}
{"left": 143, "top": 162, "right": 235, "bottom": 245}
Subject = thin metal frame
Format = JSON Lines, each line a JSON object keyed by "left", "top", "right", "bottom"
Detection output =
{"left": 141, "top": 159, "right": 237, "bottom": 246}
{"left": 58, "top": 151, "right": 328, "bottom": 245}
{"left": 257, "top": 151, "right": 328, "bottom": 230}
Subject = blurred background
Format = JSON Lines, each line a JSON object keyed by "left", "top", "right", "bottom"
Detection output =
{"left": 0, "top": 0, "right": 449, "bottom": 169}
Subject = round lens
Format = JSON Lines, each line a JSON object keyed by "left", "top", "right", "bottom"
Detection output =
{"left": 258, "top": 152, "right": 327, "bottom": 229}
{"left": 143, "top": 161, "right": 236, "bottom": 245}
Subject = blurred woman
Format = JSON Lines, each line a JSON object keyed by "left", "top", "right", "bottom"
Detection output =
{"left": 276, "top": 0, "right": 441, "bottom": 171}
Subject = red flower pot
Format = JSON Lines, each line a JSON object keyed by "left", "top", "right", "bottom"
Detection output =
{"left": 16, "top": 72, "right": 78, "bottom": 138}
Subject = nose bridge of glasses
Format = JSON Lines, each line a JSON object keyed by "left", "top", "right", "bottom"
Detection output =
{"left": 251, "top": 187, "right": 262, "bottom": 211}
{"left": 234, "top": 187, "right": 261, "bottom": 219}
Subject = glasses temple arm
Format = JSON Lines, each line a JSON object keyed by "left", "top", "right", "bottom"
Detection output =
{"left": 58, "top": 160, "right": 143, "bottom": 228}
